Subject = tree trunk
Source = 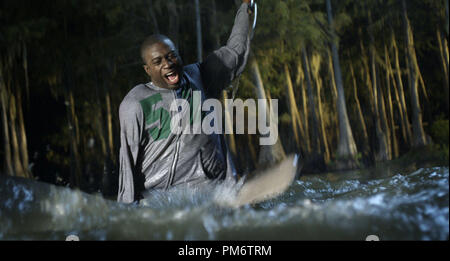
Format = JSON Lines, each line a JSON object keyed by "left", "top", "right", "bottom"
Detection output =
{"left": 310, "top": 52, "right": 330, "bottom": 163}
{"left": 328, "top": 51, "right": 338, "bottom": 102}
{"left": 105, "top": 91, "right": 114, "bottom": 162}
{"left": 359, "top": 39, "right": 375, "bottom": 114}
{"left": 284, "top": 64, "right": 304, "bottom": 152}
{"left": 377, "top": 63, "right": 392, "bottom": 161}
{"left": 327, "top": 0, "right": 358, "bottom": 168}
{"left": 349, "top": 61, "right": 369, "bottom": 155}
{"left": 301, "top": 48, "right": 320, "bottom": 155}
{"left": 369, "top": 8, "right": 390, "bottom": 161}
{"left": 371, "top": 44, "right": 390, "bottom": 161}
{"left": 391, "top": 31, "right": 412, "bottom": 145}
{"left": 67, "top": 90, "right": 82, "bottom": 187}
{"left": 316, "top": 73, "right": 331, "bottom": 164}
{"left": 437, "top": 29, "right": 449, "bottom": 112}
{"left": 22, "top": 42, "right": 30, "bottom": 104}
{"left": 9, "top": 93, "right": 26, "bottom": 177}
{"left": 96, "top": 105, "right": 107, "bottom": 158}
{"left": 402, "top": 0, "right": 428, "bottom": 147}
{"left": 296, "top": 62, "right": 311, "bottom": 154}
{"left": 327, "top": 49, "right": 339, "bottom": 148}
{"left": 385, "top": 37, "right": 406, "bottom": 147}
{"left": 93, "top": 68, "right": 108, "bottom": 161}
{"left": 16, "top": 89, "right": 31, "bottom": 178}
{"left": 250, "top": 57, "right": 286, "bottom": 167}
{"left": 384, "top": 45, "right": 399, "bottom": 158}
{"left": 195, "top": 0, "right": 203, "bottom": 62}
{"left": 389, "top": 59, "right": 407, "bottom": 147}
{"left": 0, "top": 74, "right": 13, "bottom": 176}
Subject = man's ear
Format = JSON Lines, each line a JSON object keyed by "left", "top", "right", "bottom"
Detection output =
{"left": 143, "top": 64, "right": 151, "bottom": 76}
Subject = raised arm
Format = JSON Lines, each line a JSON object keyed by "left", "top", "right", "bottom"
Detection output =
{"left": 199, "top": 2, "right": 251, "bottom": 99}
{"left": 117, "top": 99, "right": 144, "bottom": 204}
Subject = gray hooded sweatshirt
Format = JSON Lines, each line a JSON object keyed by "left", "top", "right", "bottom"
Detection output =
{"left": 118, "top": 3, "right": 250, "bottom": 203}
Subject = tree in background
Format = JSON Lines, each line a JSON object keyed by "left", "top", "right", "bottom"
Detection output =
{"left": 325, "top": 0, "right": 358, "bottom": 169}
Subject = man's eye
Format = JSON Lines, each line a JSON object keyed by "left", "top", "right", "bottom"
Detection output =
{"left": 153, "top": 60, "right": 161, "bottom": 65}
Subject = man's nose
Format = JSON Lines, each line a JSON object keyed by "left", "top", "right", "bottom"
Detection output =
{"left": 162, "top": 57, "right": 174, "bottom": 68}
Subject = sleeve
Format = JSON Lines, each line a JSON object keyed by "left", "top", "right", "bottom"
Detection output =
{"left": 200, "top": 2, "right": 251, "bottom": 99}
{"left": 117, "top": 98, "right": 144, "bottom": 204}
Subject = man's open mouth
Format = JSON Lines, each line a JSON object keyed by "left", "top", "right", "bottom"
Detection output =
{"left": 164, "top": 71, "right": 179, "bottom": 85}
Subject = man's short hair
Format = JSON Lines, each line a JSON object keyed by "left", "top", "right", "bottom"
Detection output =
{"left": 140, "top": 34, "right": 173, "bottom": 65}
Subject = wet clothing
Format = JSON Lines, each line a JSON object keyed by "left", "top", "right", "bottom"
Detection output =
{"left": 117, "top": 3, "right": 251, "bottom": 204}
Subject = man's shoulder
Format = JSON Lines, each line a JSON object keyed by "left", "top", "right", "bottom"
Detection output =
{"left": 183, "top": 63, "right": 201, "bottom": 77}
{"left": 119, "top": 84, "right": 149, "bottom": 115}
{"left": 122, "top": 84, "right": 149, "bottom": 102}
{"left": 183, "top": 63, "right": 203, "bottom": 87}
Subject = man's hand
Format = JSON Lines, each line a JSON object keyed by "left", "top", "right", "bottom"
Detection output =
{"left": 243, "top": 0, "right": 255, "bottom": 14}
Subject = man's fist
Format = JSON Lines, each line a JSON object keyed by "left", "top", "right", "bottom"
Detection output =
{"left": 244, "top": 0, "right": 255, "bottom": 15}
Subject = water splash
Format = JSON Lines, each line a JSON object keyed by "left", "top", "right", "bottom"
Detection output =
{"left": 0, "top": 166, "right": 448, "bottom": 240}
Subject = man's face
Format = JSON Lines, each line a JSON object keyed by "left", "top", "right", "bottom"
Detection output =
{"left": 143, "top": 40, "right": 183, "bottom": 90}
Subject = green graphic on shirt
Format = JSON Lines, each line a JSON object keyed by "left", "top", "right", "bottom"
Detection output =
{"left": 139, "top": 93, "right": 171, "bottom": 141}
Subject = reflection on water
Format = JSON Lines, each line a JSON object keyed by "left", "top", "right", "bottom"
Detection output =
{"left": 0, "top": 164, "right": 448, "bottom": 240}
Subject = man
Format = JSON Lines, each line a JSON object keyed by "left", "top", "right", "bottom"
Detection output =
{"left": 117, "top": 0, "right": 253, "bottom": 204}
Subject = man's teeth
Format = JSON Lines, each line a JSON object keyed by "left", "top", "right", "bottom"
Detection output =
{"left": 166, "top": 72, "right": 176, "bottom": 77}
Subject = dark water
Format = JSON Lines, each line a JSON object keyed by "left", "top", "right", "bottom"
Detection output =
{"left": 0, "top": 164, "right": 448, "bottom": 240}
